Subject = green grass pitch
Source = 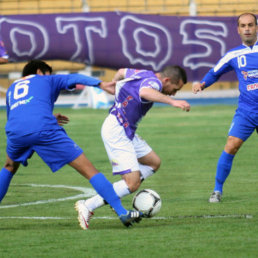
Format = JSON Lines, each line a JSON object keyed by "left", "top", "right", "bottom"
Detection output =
{"left": 0, "top": 105, "right": 257, "bottom": 257}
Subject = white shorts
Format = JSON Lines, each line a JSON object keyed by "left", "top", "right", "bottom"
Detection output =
{"left": 101, "top": 114, "right": 152, "bottom": 175}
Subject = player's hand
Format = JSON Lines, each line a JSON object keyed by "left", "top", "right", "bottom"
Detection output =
{"left": 192, "top": 82, "right": 205, "bottom": 94}
{"left": 100, "top": 81, "right": 116, "bottom": 95}
{"left": 54, "top": 113, "right": 69, "bottom": 126}
{"left": 172, "top": 100, "right": 191, "bottom": 112}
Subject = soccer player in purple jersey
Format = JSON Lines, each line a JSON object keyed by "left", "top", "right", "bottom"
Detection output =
{"left": 0, "top": 35, "right": 8, "bottom": 64}
{"left": 75, "top": 65, "right": 190, "bottom": 226}
{"left": 0, "top": 59, "right": 143, "bottom": 229}
{"left": 192, "top": 13, "right": 258, "bottom": 202}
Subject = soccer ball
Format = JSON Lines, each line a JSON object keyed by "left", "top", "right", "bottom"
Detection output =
{"left": 132, "top": 189, "right": 162, "bottom": 217}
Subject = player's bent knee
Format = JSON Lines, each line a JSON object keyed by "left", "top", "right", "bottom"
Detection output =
{"left": 153, "top": 158, "right": 161, "bottom": 172}
{"left": 225, "top": 136, "right": 243, "bottom": 155}
{"left": 4, "top": 161, "right": 19, "bottom": 174}
{"left": 150, "top": 154, "right": 161, "bottom": 171}
{"left": 123, "top": 172, "right": 141, "bottom": 193}
{"left": 128, "top": 181, "right": 141, "bottom": 193}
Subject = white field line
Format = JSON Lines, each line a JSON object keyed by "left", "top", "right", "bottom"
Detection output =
{"left": 0, "top": 184, "right": 96, "bottom": 209}
{"left": 0, "top": 214, "right": 253, "bottom": 220}
{"left": 0, "top": 184, "right": 253, "bottom": 220}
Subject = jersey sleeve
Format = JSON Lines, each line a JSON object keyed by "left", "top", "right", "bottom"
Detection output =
{"left": 125, "top": 68, "right": 148, "bottom": 79}
{"left": 50, "top": 74, "right": 101, "bottom": 91}
{"left": 140, "top": 78, "right": 162, "bottom": 92}
{"left": 201, "top": 53, "right": 234, "bottom": 88}
{"left": 49, "top": 74, "right": 102, "bottom": 103}
{"left": 125, "top": 68, "right": 136, "bottom": 78}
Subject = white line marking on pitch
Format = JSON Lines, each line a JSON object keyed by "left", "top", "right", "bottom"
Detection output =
{"left": 0, "top": 184, "right": 96, "bottom": 209}
{"left": 0, "top": 184, "right": 253, "bottom": 221}
{"left": 0, "top": 214, "right": 253, "bottom": 220}
{"left": 0, "top": 216, "right": 70, "bottom": 220}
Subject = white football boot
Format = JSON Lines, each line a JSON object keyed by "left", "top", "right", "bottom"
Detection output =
{"left": 75, "top": 200, "right": 94, "bottom": 230}
{"left": 209, "top": 191, "right": 222, "bottom": 203}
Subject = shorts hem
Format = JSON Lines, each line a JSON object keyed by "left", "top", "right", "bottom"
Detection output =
{"left": 50, "top": 150, "right": 83, "bottom": 172}
{"left": 113, "top": 169, "right": 132, "bottom": 176}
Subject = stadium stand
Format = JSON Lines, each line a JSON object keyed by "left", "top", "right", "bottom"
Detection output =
{"left": 85, "top": 0, "right": 257, "bottom": 16}
{"left": 0, "top": 0, "right": 83, "bottom": 14}
{"left": 86, "top": 0, "right": 190, "bottom": 15}
{"left": 194, "top": 0, "right": 257, "bottom": 16}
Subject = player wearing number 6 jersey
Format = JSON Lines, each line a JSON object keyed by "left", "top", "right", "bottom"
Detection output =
{"left": 192, "top": 13, "right": 258, "bottom": 202}
{"left": 0, "top": 59, "right": 143, "bottom": 229}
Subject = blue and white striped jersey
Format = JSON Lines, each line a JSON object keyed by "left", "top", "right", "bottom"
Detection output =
{"left": 201, "top": 41, "right": 258, "bottom": 113}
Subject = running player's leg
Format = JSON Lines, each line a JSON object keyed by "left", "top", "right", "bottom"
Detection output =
{"left": 84, "top": 114, "right": 141, "bottom": 212}
{"left": 70, "top": 154, "right": 142, "bottom": 229}
{"left": 34, "top": 129, "right": 141, "bottom": 228}
{"left": 0, "top": 155, "right": 19, "bottom": 202}
{"left": 134, "top": 134, "right": 161, "bottom": 181}
{"left": 138, "top": 151, "right": 160, "bottom": 176}
{"left": 0, "top": 135, "right": 32, "bottom": 203}
{"left": 209, "top": 109, "right": 255, "bottom": 202}
{"left": 69, "top": 153, "right": 127, "bottom": 216}
{"left": 84, "top": 132, "right": 159, "bottom": 212}
{"left": 212, "top": 137, "right": 242, "bottom": 196}
{"left": 34, "top": 129, "right": 128, "bottom": 217}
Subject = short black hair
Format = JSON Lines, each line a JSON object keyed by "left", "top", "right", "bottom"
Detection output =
{"left": 237, "top": 13, "right": 257, "bottom": 26}
{"left": 160, "top": 65, "right": 187, "bottom": 84}
{"left": 22, "top": 59, "right": 52, "bottom": 76}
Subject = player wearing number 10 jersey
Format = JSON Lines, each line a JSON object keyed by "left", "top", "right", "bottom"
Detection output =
{"left": 192, "top": 13, "right": 258, "bottom": 202}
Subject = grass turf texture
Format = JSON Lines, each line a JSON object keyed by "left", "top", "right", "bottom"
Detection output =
{"left": 0, "top": 105, "right": 257, "bottom": 258}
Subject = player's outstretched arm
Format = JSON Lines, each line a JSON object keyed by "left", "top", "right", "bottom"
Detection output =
{"left": 99, "top": 81, "right": 116, "bottom": 95}
{"left": 171, "top": 99, "right": 191, "bottom": 112}
{"left": 192, "top": 81, "right": 205, "bottom": 94}
{"left": 140, "top": 88, "right": 190, "bottom": 112}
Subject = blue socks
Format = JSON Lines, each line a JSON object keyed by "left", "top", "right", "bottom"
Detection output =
{"left": 214, "top": 151, "right": 235, "bottom": 193}
{"left": 0, "top": 168, "right": 14, "bottom": 203}
{"left": 90, "top": 173, "right": 127, "bottom": 216}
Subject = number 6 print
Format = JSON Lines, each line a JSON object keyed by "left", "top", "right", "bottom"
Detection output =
{"left": 13, "top": 80, "right": 30, "bottom": 100}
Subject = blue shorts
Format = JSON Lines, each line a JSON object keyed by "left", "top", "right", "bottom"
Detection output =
{"left": 6, "top": 129, "right": 83, "bottom": 172}
{"left": 228, "top": 108, "right": 258, "bottom": 141}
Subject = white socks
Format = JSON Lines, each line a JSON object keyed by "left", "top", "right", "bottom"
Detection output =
{"left": 113, "top": 180, "right": 131, "bottom": 197}
{"left": 139, "top": 164, "right": 155, "bottom": 180}
{"left": 85, "top": 180, "right": 130, "bottom": 211}
{"left": 85, "top": 165, "right": 155, "bottom": 212}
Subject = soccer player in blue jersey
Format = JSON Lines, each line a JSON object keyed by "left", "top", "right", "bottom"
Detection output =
{"left": 192, "top": 13, "right": 258, "bottom": 202}
{"left": 0, "top": 59, "right": 143, "bottom": 229}
{"left": 75, "top": 65, "right": 191, "bottom": 226}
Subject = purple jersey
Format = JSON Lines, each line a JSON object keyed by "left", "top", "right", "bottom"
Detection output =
{"left": 110, "top": 69, "right": 162, "bottom": 140}
{"left": 0, "top": 35, "right": 8, "bottom": 59}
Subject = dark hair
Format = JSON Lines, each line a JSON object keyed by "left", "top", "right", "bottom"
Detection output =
{"left": 22, "top": 59, "right": 52, "bottom": 76}
{"left": 160, "top": 65, "right": 187, "bottom": 84}
{"left": 237, "top": 13, "right": 257, "bottom": 26}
